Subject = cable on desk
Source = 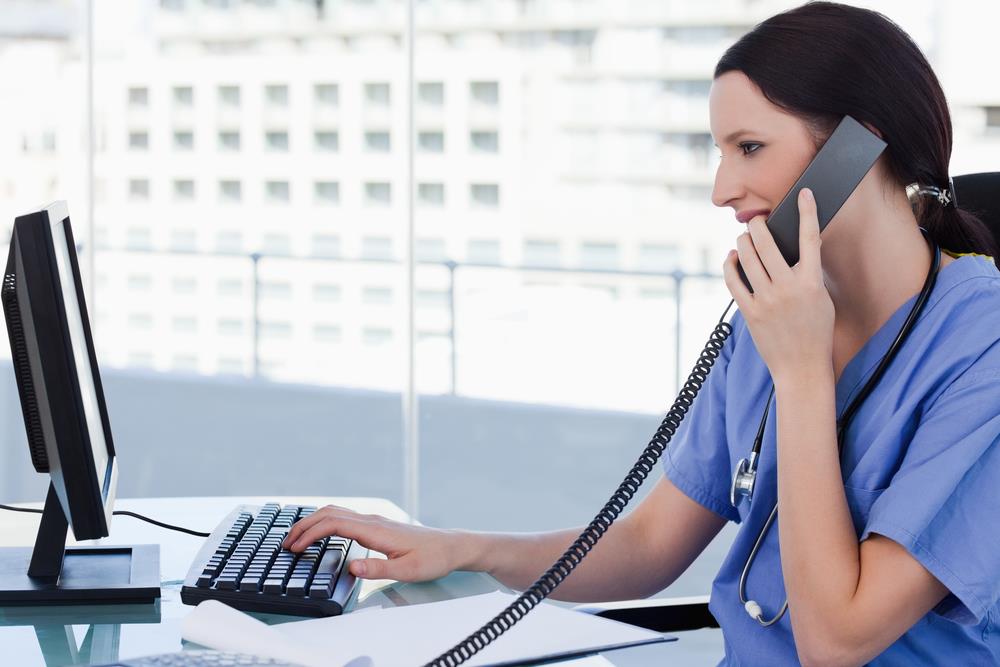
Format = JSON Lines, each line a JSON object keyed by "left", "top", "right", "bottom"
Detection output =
{"left": 0, "top": 504, "right": 210, "bottom": 537}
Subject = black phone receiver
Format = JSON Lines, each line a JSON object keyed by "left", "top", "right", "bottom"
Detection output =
{"left": 737, "top": 115, "right": 887, "bottom": 292}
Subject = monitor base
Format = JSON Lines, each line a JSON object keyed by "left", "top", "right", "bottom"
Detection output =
{"left": 0, "top": 544, "right": 160, "bottom": 605}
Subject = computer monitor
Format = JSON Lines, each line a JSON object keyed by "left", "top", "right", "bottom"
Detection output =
{"left": 0, "top": 201, "right": 159, "bottom": 604}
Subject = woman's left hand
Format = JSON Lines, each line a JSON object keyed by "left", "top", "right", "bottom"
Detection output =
{"left": 722, "top": 188, "right": 836, "bottom": 386}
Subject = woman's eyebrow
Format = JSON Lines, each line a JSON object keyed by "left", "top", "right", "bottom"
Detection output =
{"left": 713, "top": 129, "right": 754, "bottom": 148}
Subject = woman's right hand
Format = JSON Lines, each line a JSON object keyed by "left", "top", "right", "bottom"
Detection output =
{"left": 281, "top": 505, "right": 469, "bottom": 583}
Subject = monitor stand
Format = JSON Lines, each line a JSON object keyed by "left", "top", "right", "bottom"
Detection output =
{"left": 0, "top": 484, "right": 160, "bottom": 604}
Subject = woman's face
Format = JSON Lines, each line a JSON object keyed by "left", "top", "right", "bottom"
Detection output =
{"left": 709, "top": 71, "right": 819, "bottom": 227}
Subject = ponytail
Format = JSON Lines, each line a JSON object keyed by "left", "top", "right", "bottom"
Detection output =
{"left": 911, "top": 180, "right": 1000, "bottom": 270}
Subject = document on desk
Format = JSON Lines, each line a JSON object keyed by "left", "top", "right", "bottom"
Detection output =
{"left": 182, "top": 591, "right": 671, "bottom": 666}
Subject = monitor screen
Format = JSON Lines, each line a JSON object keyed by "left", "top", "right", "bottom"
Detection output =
{"left": 50, "top": 214, "right": 111, "bottom": 495}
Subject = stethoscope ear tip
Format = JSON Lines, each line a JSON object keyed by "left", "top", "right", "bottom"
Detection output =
{"left": 745, "top": 599, "right": 763, "bottom": 620}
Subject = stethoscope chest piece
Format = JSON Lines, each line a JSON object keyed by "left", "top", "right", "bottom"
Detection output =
{"left": 730, "top": 452, "right": 758, "bottom": 507}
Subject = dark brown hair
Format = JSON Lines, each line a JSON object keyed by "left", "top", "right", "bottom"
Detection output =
{"left": 715, "top": 1, "right": 999, "bottom": 268}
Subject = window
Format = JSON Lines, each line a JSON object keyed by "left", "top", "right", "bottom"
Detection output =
{"left": 311, "top": 234, "right": 341, "bottom": 258}
{"left": 219, "top": 130, "right": 241, "bottom": 150}
{"left": 218, "top": 318, "right": 244, "bottom": 336}
{"left": 363, "top": 286, "right": 393, "bottom": 305}
{"left": 261, "top": 321, "right": 293, "bottom": 340}
{"left": 580, "top": 241, "right": 619, "bottom": 270}
{"left": 128, "top": 352, "right": 154, "bottom": 367}
{"left": 315, "top": 130, "right": 339, "bottom": 151}
{"left": 361, "top": 236, "right": 393, "bottom": 260}
{"left": 523, "top": 239, "right": 561, "bottom": 267}
{"left": 315, "top": 83, "right": 339, "bottom": 107}
{"left": 216, "top": 230, "right": 243, "bottom": 253}
{"left": 418, "top": 82, "right": 444, "bottom": 106}
{"left": 127, "top": 227, "right": 153, "bottom": 250}
{"left": 172, "top": 355, "right": 199, "bottom": 371}
{"left": 218, "top": 358, "right": 244, "bottom": 374}
{"left": 265, "top": 84, "right": 289, "bottom": 107}
{"left": 364, "top": 130, "right": 391, "bottom": 152}
{"left": 416, "top": 238, "right": 447, "bottom": 262}
{"left": 314, "top": 181, "right": 340, "bottom": 204}
{"left": 220, "top": 179, "right": 242, "bottom": 202}
{"left": 262, "top": 233, "right": 291, "bottom": 255}
{"left": 314, "top": 324, "right": 342, "bottom": 343}
{"left": 128, "top": 86, "right": 148, "bottom": 107}
{"left": 128, "top": 274, "right": 152, "bottom": 291}
{"left": 172, "top": 316, "right": 197, "bottom": 333}
{"left": 470, "top": 183, "right": 500, "bottom": 208}
{"left": 416, "top": 289, "right": 450, "bottom": 308}
{"left": 265, "top": 180, "right": 290, "bottom": 202}
{"left": 418, "top": 131, "right": 444, "bottom": 153}
{"left": 417, "top": 182, "right": 444, "bottom": 206}
{"left": 172, "top": 277, "right": 197, "bottom": 294}
{"left": 638, "top": 243, "right": 681, "bottom": 271}
{"left": 364, "top": 182, "right": 391, "bottom": 206}
{"left": 467, "top": 239, "right": 500, "bottom": 265}
{"left": 313, "top": 284, "right": 342, "bottom": 302}
{"left": 470, "top": 130, "right": 499, "bottom": 153}
{"left": 160, "top": 0, "right": 184, "bottom": 10}
{"left": 364, "top": 82, "right": 390, "bottom": 107}
{"left": 129, "top": 131, "right": 149, "bottom": 150}
{"left": 173, "top": 130, "right": 194, "bottom": 150}
{"left": 218, "top": 279, "right": 243, "bottom": 297}
{"left": 218, "top": 85, "right": 241, "bottom": 107}
{"left": 266, "top": 130, "right": 289, "bottom": 151}
{"left": 173, "top": 85, "right": 194, "bottom": 106}
{"left": 128, "top": 313, "right": 153, "bottom": 330}
{"left": 470, "top": 81, "right": 499, "bottom": 106}
{"left": 170, "top": 229, "right": 197, "bottom": 251}
{"left": 260, "top": 281, "right": 292, "bottom": 299}
{"left": 129, "top": 178, "right": 150, "bottom": 200}
{"left": 173, "top": 179, "right": 195, "bottom": 201}
{"left": 363, "top": 327, "right": 393, "bottom": 345}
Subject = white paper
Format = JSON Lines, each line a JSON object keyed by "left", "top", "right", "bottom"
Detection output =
{"left": 182, "top": 591, "right": 667, "bottom": 667}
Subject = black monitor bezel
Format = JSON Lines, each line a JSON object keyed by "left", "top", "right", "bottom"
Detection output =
{"left": 6, "top": 201, "right": 117, "bottom": 540}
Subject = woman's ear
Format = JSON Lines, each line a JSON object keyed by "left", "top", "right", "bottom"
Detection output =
{"left": 861, "top": 121, "right": 884, "bottom": 140}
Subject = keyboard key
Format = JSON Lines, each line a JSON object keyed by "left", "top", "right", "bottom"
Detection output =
{"left": 262, "top": 578, "right": 284, "bottom": 594}
{"left": 286, "top": 578, "right": 309, "bottom": 596}
{"left": 308, "top": 579, "right": 334, "bottom": 599}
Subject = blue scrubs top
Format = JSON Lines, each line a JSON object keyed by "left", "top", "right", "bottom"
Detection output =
{"left": 662, "top": 253, "right": 1000, "bottom": 666}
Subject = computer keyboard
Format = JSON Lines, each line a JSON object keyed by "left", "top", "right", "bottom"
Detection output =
{"left": 181, "top": 503, "right": 367, "bottom": 617}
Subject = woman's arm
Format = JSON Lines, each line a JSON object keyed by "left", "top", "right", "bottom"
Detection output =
{"left": 774, "top": 367, "right": 949, "bottom": 667}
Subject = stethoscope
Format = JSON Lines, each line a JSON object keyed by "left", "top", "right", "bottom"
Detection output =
{"left": 729, "top": 228, "right": 942, "bottom": 627}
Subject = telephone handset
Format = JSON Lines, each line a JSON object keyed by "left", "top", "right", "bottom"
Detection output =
{"left": 737, "top": 115, "right": 887, "bottom": 291}
{"left": 427, "top": 115, "right": 887, "bottom": 666}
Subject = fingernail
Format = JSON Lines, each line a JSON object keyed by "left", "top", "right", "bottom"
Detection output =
{"left": 801, "top": 188, "right": 813, "bottom": 202}
{"left": 355, "top": 561, "right": 367, "bottom": 576}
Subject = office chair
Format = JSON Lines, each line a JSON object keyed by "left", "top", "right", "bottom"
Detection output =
{"left": 576, "top": 171, "right": 1000, "bottom": 633}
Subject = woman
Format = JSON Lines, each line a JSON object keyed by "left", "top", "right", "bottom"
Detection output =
{"left": 284, "top": 3, "right": 1000, "bottom": 664}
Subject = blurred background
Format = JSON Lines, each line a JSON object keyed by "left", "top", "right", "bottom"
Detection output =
{"left": 0, "top": 0, "right": 997, "bottom": 658}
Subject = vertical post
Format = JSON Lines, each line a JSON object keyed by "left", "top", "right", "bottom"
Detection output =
{"left": 446, "top": 261, "right": 457, "bottom": 395}
{"left": 251, "top": 252, "right": 261, "bottom": 378}
{"left": 673, "top": 271, "right": 684, "bottom": 396}
{"left": 27, "top": 484, "right": 69, "bottom": 579}
{"left": 84, "top": 0, "right": 96, "bottom": 321}
{"left": 402, "top": 0, "right": 419, "bottom": 522}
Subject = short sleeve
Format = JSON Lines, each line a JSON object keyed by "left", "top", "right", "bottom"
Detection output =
{"left": 661, "top": 311, "right": 741, "bottom": 524}
{"left": 861, "top": 367, "right": 1000, "bottom": 625}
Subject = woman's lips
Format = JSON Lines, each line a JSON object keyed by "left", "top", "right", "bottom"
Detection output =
{"left": 736, "top": 209, "right": 771, "bottom": 224}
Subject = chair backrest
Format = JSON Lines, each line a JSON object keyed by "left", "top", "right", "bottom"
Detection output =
{"left": 953, "top": 172, "right": 1000, "bottom": 249}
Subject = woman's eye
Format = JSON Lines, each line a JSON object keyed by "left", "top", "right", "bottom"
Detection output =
{"left": 739, "top": 142, "right": 761, "bottom": 156}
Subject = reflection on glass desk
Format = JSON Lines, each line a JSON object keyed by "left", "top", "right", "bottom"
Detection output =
{"left": 0, "top": 497, "right": 685, "bottom": 666}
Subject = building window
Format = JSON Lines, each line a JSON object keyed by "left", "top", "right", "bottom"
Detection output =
{"left": 218, "top": 279, "right": 243, "bottom": 296}
{"left": 173, "top": 130, "right": 194, "bottom": 150}
{"left": 219, "top": 179, "right": 242, "bottom": 202}
{"left": 364, "top": 182, "right": 391, "bottom": 206}
{"left": 265, "top": 180, "right": 290, "bottom": 202}
{"left": 265, "top": 84, "right": 289, "bottom": 107}
{"left": 361, "top": 236, "right": 393, "bottom": 260}
{"left": 171, "top": 277, "right": 197, "bottom": 294}
{"left": 219, "top": 130, "right": 240, "bottom": 150}
{"left": 417, "top": 182, "right": 444, "bottom": 206}
{"left": 128, "top": 313, "right": 153, "bottom": 330}
{"left": 262, "top": 233, "right": 291, "bottom": 255}
{"left": 128, "top": 87, "right": 148, "bottom": 107}
{"left": 470, "top": 130, "right": 499, "bottom": 153}
{"left": 218, "top": 357, "right": 244, "bottom": 374}
{"left": 580, "top": 242, "right": 619, "bottom": 270}
{"left": 128, "top": 274, "right": 152, "bottom": 291}
{"left": 470, "top": 81, "right": 499, "bottom": 106}
{"left": 311, "top": 234, "right": 341, "bottom": 258}
{"left": 314, "top": 181, "right": 340, "bottom": 204}
{"left": 362, "top": 286, "right": 393, "bottom": 305}
{"left": 416, "top": 238, "right": 447, "bottom": 262}
{"left": 418, "top": 131, "right": 444, "bottom": 153}
{"left": 260, "top": 281, "right": 292, "bottom": 300}
{"left": 171, "top": 316, "right": 197, "bottom": 333}
{"left": 315, "top": 130, "right": 339, "bottom": 151}
{"left": 467, "top": 239, "right": 500, "bottom": 265}
{"left": 524, "top": 239, "right": 561, "bottom": 267}
{"left": 160, "top": 0, "right": 184, "bottom": 10}
{"left": 314, "top": 324, "right": 342, "bottom": 343}
{"left": 129, "top": 178, "right": 150, "bottom": 201}
{"left": 170, "top": 229, "right": 197, "bottom": 251}
{"left": 313, "top": 283, "right": 342, "bottom": 302}
{"left": 127, "top": 227, "right": 153, "bottom": 250}
{"left": 218, "top": 85, "right": 241, "bottom": 107}
{"left": 265, "top": 130, "right": 289, "bottom": 151}
{"left": 418, "top": 82, "right": 444, "bottom": 106}
{"left": 638, "top": 243, "right": 681, "bottom": 271}
{"left": 172, "top": 355, "right": 199, "bottom": 372}
{"left": 470, "top": 183, "right": 499, "bottom": 208}
{"left": 173, "top": 85, "right": 193, "bottom": 106}
{"left": 216, "top": 230, "right": 242, "bottom": 253}
{"left": 315, "top": 83, "right": 339, "bottom": 107}
{"left": 364, "top": 130, "right": 391, "bottom": 152}
{"left": 364, "top": 82, "right": 390, "bottom": 107}
{"left": 260, "top": 321, "right": 293, "bottom": 340}
{"left": 129, "top": 131, "right": 149, "bottom": 150}
{"left": 363, "top": 327, "right": 393, "bottom": 345}
{"left": 173, "top": 179, "right": 195, "bottom": 201}
{"left": 218, "top": 319, "right": 244, "bottom": 336}
{"left": 416, "top": 289, "right": 450, "bottom": 308}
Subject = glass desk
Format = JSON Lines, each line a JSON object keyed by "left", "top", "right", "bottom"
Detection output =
{"left": 0, "top": 496, "right": 707, "bottom": 666}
